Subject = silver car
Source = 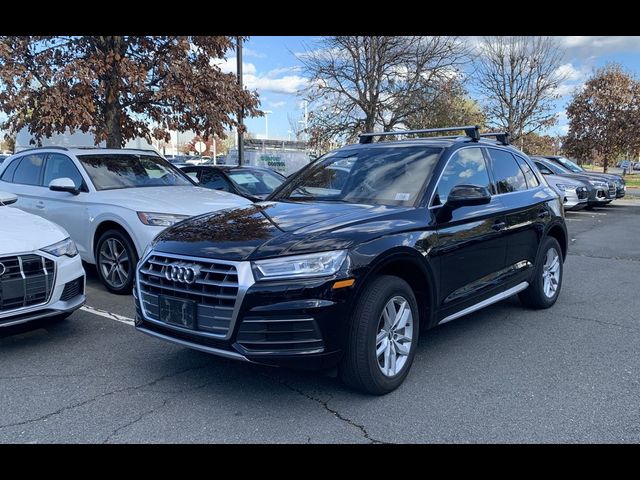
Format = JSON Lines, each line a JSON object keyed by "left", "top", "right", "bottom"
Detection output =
{"left": 542, "top": 173, "right": 588, "bottom": 211}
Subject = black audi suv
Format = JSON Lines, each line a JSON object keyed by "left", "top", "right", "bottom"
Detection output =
{"left": 134, "top": 126, "right": 568, "bottom": 394}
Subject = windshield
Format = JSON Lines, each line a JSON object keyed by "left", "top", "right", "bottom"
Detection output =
{"left": 77, "top": 154, "right": 193, "bottom": 191}
{"left": 270, "top": 145, "right": 442, "bottom": 206}
{"left": 540, "top": 159, "right": 570, "bottom": 175}
{"left": 227, "top": 168, "right": 285, "bottom": 196}
{"left": 553, "top": 156, "right": 583, "bottom": 173}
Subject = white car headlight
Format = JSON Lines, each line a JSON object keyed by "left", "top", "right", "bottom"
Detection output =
{"left": 137, "top": 212, "right": 190, "bottom": 227}
{"left": 41, "top": 237, "right": 78, "bottom": 257}
{"left": 253, "top": 250, "right": 348, "bottom": 280}
{"left": 588, "top": 180, "right": 607, "bottom": 188}
{"left": 555, "top": 183, "right": 575, "bottom": 192}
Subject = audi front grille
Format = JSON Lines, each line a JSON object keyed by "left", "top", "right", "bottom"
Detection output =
{"left": 137, "top": 254, "right": 242, "bottom": 337}
{"left": 0, "top": 254, "right": 55, "bottom": 314}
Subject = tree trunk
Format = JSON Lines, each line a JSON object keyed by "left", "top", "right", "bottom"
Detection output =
{"left": 105, "top": 101, "right": 123, "bottom": 148}
{"left": 102, "top": 36, "right": 124, "bottom": 149}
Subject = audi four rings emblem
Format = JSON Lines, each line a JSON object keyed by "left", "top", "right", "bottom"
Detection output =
{"left": 0, "top": 262, "right": 5, "bottom": 277}
{"left": 165, "top": 263, "right": 201, "bottom": 284}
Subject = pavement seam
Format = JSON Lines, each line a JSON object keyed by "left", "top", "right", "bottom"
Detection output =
{"left": 561, "top": 314, "right": 638, "bottom": 332}
{"left": 0, "top": 364, "right": 208, "bottom": 431}
{"left": 568, "top": 252, "right": 640, "bottom": 262}
{"left": 264, "top": 374, "right": 386, "bottom": 444}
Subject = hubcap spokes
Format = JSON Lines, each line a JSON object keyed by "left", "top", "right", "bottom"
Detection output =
{"left": 542, "top": 247, "right": 560, "bottom": 299}
{"left": 376, "top": 296, "right": 414, "bottom": 377}
{"left": 99, "top": 238, "right": 130, "bottom": 288}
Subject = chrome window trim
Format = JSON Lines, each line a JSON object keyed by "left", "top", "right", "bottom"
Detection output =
{"left": 136, "top": 250, "right": 255, "bottom": 341}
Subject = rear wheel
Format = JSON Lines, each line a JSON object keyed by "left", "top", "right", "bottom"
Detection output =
{"left": 339, "top": 275, "right": 419, "bottom": 395}
{"left": 95, "top": 229, "right": 138, "bottom": 294}
{"left": 519, "top": 236, "right": 563, "bottom": 309}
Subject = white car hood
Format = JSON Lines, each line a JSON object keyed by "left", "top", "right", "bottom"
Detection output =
{"left": 545, "top": 174, "right": 585, "bottom": 188}
{"left": 91, "top": 186, "right": 251, "bottom": 215}
{"left": 0, "top": 207, "right": 69, "bottom": 255}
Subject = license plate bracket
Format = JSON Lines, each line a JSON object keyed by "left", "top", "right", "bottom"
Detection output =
{"left": 159, "top": 295, "right": 197, "bottom": 329}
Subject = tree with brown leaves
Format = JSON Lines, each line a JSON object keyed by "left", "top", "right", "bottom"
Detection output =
{"left": 0, "top": 36, "right": 261, "bottom": 148}
{"left": 564, "top": 63, "right": 640, "bottom": 173}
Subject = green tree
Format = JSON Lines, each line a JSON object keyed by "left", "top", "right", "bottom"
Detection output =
{"left": 0, "top": 36, "right": 260, "bottom": 148}
{"left": 564, "top": 63, "right": 640, "bottom": 172}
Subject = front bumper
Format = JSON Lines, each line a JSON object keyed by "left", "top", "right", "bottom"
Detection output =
{"left": 0, "top": 254, "right": 86, "bottom": 327}
{"left": 562, "top": 188, "right": 588, "bottom": 210}
{"left": 134, "top": 263, "right": 354, "bottom": 370}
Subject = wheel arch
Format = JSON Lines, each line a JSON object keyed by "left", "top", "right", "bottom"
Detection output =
{"left": 545, "top": 223, "right": 568, "bottom": 261}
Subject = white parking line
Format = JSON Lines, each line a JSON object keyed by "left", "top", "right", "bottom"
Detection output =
{"left": 568, "top": 211, "right": 608, "bottom": 216}
{"left": 80, "top": 305, "right": 135, "bottom": 326}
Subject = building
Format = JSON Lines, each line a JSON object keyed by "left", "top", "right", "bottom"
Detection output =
{"left": 227, "top": 139, "right": 313, "bottom": 176}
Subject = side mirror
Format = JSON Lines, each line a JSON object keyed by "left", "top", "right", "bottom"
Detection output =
{"left": 0, "top": 191, "right": 18, "bottom": 205}
{"left": 446, "top": 184, "right": 492, "bottom": 208}
{"left": 49, "top": 177, "right": 80, "bottom": 195}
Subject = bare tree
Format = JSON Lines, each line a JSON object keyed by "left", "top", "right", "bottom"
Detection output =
{"left": 474, "top": 36, "right": 566, "bottom": 143}
{"left": 564, "top": 63, "right": 640, "bottom": 173}
{"left": 299, "top": 36, "right": 469, "bottom": 145}
{"left": 287, "top": 113, "right": 305, "bottom": 141}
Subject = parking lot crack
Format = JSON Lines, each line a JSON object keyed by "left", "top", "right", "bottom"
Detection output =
{"left": 265, "top": 375, "right": 385, "bottom": 444}
{"left": 568, "top": 252, "right": 640, "bottom": 262}
{"left": 102, "top": 399, "right": 169, "bottom": 444}
{"left": 0, "top": 364, "right": 208, "bottom": 431}
{"left": 563, "top": 314, "right": 638, "bottom": 332}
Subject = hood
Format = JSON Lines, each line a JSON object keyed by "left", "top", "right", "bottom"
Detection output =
{"left": 153, "top": 201, "right": 423, "bottom": 261}
{"left": 0, "top": 207, "right": 69, "bottom": 255}
{"left": 580, "top": 171, "right": 622, "bottom": 183}
{"left": 91, "top": 186, "right": 251, "bottom": 215}
{"left": 544, "top": 174, "right": 586, "bottom": 188}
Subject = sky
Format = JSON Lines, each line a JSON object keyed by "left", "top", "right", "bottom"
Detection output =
{"left": 225, "top": 36, "right": 640, "bottom": 140}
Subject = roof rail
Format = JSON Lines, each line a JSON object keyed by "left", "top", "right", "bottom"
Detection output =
{"left": 479, "top": 132, "right": 510, "bottom": 145}
{"left": 359, "top": 125, "right": 480, "bottom": 144}
{"left": 15, "top": 145, "right": 69, "bottom": 154}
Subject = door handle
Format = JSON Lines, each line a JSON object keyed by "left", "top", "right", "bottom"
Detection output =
{"left": 538, "top": 209, "right": 550, "bottom": 219}
{"left": 35, "top": 201, "right": 45, "bottom": 209}
{"left": 492, "top": 221, "right": 506, "bottom": 231}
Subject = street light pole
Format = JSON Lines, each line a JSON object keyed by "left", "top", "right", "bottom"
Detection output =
{"left": 237, "top": 36, "right": 244, "bottom": 166}
{"left": 263, "top": 110, "right": 272, "bottom": 140}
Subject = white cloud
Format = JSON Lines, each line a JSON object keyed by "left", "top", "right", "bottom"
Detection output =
{"left": 244, "top": 48, "right": 266, "bottom": 59}
{"left": 268, "top": 100, "right": 286, "bottom": 108}
{"left": 556, "top": 63, "right": 583, "bottom": 82}
{"left": 245, "top": 74, "right": 309, "bottom": 94}
{"left": 214, "top": 58, "right": 256, "bottom": 75}
{"left": 559, "top": 36, "right": 640, "bottom": 58}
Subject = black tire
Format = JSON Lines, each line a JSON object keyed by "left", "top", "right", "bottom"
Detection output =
{"left": 519, "top": 236, "right": 563, "bottom": 309}
{"left": 339, "top": 275, "right": 420, "bottom": 395}
{"left": 95, "top": 229, "right": 138, "bottom": 294}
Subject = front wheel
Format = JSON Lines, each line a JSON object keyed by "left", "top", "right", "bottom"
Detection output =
{"left": 95, "top": 229, "right": 138, "bottom": 294}
{"left": 339, "top": 275, "right": 419, "bottom": 395}
{"left": 519, "top": 236, "right": 563, "bottom": 309}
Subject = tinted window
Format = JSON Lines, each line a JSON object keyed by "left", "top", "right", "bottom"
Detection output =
{"left": 434, "top": 148, "right": 491, "bottom": 205}
{"left": 1, "top": 158, "right": 20, "bottom": 182}
{"left": 488, "top": 149, "right": 528, "bottom": 194}
{"left": 13, "top": 154, "right": 45, "bottom": 186}
{"left": 200, "top": 170, "right": 230, "bottom": 191}
{"left": 534, "top": 161, "right": 554, "bottom": 176}
{"left": 43, "top": 154, "right": 84, "bottom": 189}
{"left": 515, "top": 156, "right": 540, "bottom": 188}
{"left": 226, "top": 168, "right": 285, "bottom": 196}
{"left": 77, "top": 154, "right": 192, "bottom": 190}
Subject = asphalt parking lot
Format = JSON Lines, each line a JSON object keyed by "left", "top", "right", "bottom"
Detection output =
{"left": 2, "top": 199, "right": 640, "bottom": 443}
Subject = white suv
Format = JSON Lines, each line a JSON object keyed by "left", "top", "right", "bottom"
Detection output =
{"left": 1, "top": 191, "right": 85, "bottom": 327}
{"left": 0, "top": 147, "right": 250, "bottom": 294}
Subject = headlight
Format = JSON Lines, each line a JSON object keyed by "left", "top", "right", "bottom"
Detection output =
{"left": 252, "top": 250, "right": 348, "bottom": 280}
{"left": 588, "top": 180, "right": 607, "bottom": 188}
{"left": 41, "top": 237, "right": 78, "bottom": 257}
{"left": 555, "top": 183, "right": 574, "bottom": 192}
{"left": 137, "top": 212, "right": 190, "bottom": 227}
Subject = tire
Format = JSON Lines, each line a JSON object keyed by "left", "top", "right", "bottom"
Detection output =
{"left": 339, "top": 275, "right": 419, "bottom": 395}
{"left": 95, "top": 229, "right": 138, "bottom": 294}
{"left": 518, "top": 236, "right": 563, "bottom": 309}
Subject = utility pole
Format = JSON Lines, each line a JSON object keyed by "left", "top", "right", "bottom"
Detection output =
{"left": 237, "top": 36, "right": 244, "bottom": 166}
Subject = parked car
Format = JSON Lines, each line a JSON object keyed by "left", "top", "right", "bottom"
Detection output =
{"left": 633, "top": 162, "right": 640, "bottom": 171}
{"left": 1, "top": 191, "right": 85, "bottom": 328}
{"left": 538, "top": 172, "right": 588, "bottom": 211}
{"left": 179, "top": 165, "right": 286, "bottom": 201}
{"left": 134, "top": 126, "right": 568, "bottom": 395}
{"left": 539, "top": 155, "right": 625, "bottom": 199}
{"left": 532, "top": 157, "right": 613, "bottom": 209}
{"left": 0, "top": 147, "right": 250, "bottom": 294}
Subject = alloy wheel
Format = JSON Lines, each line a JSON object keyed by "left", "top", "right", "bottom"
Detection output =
{"left": 376, "top": 295, "right": 414, "bottom": 377}
{"left": 542, "top": 247, "right": 560, "bottom": 299}
{"left": 99, "top": 238, "right": 130, "bottom": 289}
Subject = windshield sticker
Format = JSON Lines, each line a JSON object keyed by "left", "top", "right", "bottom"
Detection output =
{"left": 230, "top": 173, "right": 260, "bottom": 185}
{"left": 395, "top": 193, "right": 411, "bottom": 201}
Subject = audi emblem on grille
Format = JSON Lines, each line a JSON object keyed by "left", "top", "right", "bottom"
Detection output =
{"left": 0, "top": 262, "right": 5, "bottom": 277}
{"left": 164, "top": 263, "right": 201, "bottom": 284}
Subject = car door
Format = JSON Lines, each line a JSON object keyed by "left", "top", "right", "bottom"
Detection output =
{"left": 487, "top": 148, "right": 547, "bottom": 289}
{"left": 0, "top": 153, "right": 46, "bottom": 215}
{"left": 38, "top": 153, "right": 92, "bottom": 258}
{"left": 431, "top": 147, "right": 508, "bottom": 320}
